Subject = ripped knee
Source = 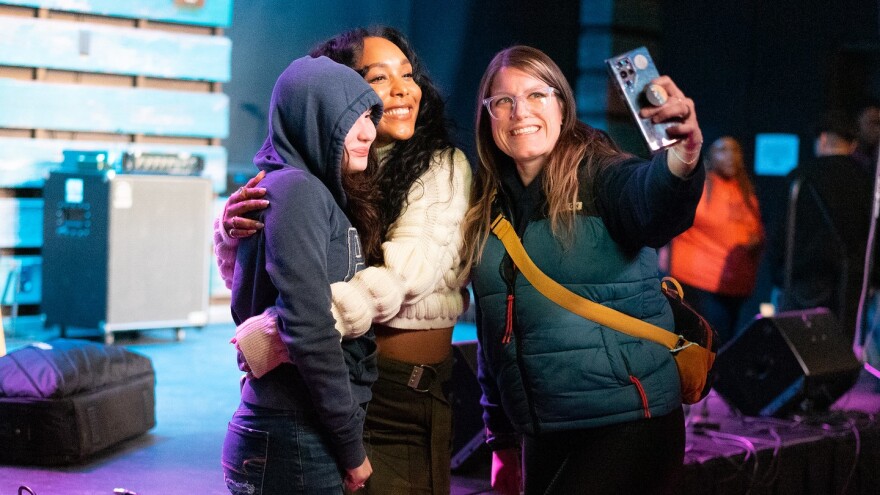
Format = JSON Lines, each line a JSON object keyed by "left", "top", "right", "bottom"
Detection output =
{"left": 224, "top": 476, "right": 257, "bottom": 495}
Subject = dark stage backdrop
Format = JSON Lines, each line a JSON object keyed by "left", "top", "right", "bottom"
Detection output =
{"left": 658, "top": 0, "right": 880, "bottom": 330}
{"left": 223, "top": 0, "right": 880, "bottom": 334}
{"left": 222, "top": 0, "right": 582, "bottom": 172}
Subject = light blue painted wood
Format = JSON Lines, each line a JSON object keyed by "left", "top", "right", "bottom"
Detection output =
{"left": 0, "top": 252, "right": 231, "bottom": 306}
{"left": 0, "top": 17, "right": 230, "bottom": 81}
{"left": 0, "top": 137, "right": 227, "bottom": 193}
{"left": 0, "top": 254, "right": 230, "bottom": 306}
{"left": 0, "top": 198, "right": 43, "bottom": 248}
{"left": 0, "top": 0, "right": 233, "bottom": 28}
{"left": 0, "top": 79, "right": 229, "bottom": 138}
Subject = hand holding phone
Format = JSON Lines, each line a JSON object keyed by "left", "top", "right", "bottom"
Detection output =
{"left": 606, "top": 46, "right": 681, "bottom": 153}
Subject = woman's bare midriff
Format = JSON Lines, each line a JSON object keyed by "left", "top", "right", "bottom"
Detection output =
{"left": 374, "top": 324, "right": 454, "bottom": 365}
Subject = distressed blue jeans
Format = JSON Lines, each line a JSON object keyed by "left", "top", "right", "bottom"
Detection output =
{"left": 222, "top": 402, "right": 344, "bottom": 495}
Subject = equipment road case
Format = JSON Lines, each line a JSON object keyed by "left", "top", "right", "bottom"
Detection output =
{"left": 0, "top": 339, "right": 156, "bottom": 465}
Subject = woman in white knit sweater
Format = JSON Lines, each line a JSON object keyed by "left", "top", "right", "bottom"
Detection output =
{"left": 215, "top": 27, "right": 471, "bottom": 494}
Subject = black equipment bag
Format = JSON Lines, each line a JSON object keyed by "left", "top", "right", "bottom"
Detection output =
{"left": 0, "top": 339, "right": 156, "bottom": 465}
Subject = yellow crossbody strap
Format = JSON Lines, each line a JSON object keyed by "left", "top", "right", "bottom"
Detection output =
{"left": 490, "top": 214, "right": 679, "bottom": 350}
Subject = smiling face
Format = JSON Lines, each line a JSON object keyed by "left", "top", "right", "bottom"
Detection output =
{"left": 488, "top": 67, "right": 562, "bottom": 180}
{"left": 358, "top": 36, "right": 422, "bottom": 146}
{"left": 342, "top": 109, "right": 377, "bottom": 173}
{"left": 709, "top": 137, "right": 742, "bottom": 179}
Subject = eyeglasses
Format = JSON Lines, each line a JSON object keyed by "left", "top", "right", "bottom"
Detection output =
{"left": 482, "top": 86, "right": 556, "bottom": 120}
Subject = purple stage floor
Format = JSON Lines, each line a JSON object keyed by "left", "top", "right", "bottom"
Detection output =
{"left": 1, "top": 320, "right": 878, "bottom": 494}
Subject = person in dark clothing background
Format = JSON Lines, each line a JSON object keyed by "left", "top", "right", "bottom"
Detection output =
{"left": 852, "top": 101, "right": 880, "bottom": 175}
{"left": 768, "top": 115, "right": 878, "bottom": 343}
{"left": 850, "top": 101, "right": 880, "bottom": 374}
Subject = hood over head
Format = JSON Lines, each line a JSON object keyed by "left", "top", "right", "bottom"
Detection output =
{"left": 253, "top": 55, "right": 383, "bottom": 207}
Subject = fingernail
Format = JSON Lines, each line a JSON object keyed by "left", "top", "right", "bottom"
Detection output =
{"left": 256, "top": 222, "right": 265, "bottom": 228}
{"left": 261, "top": 200, "right": 270, "bottom": 206}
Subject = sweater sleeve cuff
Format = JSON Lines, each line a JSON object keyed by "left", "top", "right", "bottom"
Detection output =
{"left": 335, "top": 421, "right": 367, "bottom": 470}
{"left": 233, "top": 307, "right": 291, "bottom": 378}
{"left": 331, "top": 281, "right": 375, "bottom": 337}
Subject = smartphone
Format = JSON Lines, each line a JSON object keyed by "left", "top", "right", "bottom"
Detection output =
{"left": 605, "top": 46, "right": 680, "bottom": 153}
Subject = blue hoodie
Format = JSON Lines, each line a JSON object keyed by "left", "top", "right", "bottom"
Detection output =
{"left": 231, "top": 56, "right": 382, "bottom": 470}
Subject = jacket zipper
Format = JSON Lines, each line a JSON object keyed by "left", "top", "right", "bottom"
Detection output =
{"left": 629, "top": 375, "right": 651, "bottom": 418}
{"left": 621, "top": 352, "right": 651, "bottom": 417}
{"left": 503, "top": 294, "right": 514, "bottom": 344}
{"left": 502, "top": 271, "right": 517, "bottom": 344}
{"left": 497, "top": 209, "right": 541, "bottom": 434}
{"left": 498, "top": 204, "right": 518, "bottom": 347}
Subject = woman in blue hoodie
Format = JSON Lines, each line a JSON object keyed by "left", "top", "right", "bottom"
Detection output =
{"left": 217, "top": 27, "right": 471, "bottom": 494}
{"left": 220, "top": 55, "right": 383, "bottom": 495}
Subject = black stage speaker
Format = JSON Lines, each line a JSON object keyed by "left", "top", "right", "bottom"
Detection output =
{"left": 713, "top": 308, "right": 862, "bottom": 418}
{"left": 450, "top": 340, "right": 489, "bottom": 471}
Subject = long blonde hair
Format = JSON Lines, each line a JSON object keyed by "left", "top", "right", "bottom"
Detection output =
{"left": 460, "top": 46, "right": 624, "bottom": 279}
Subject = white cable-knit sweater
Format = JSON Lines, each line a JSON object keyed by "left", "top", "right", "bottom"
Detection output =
{"left": 214, "top": 144, "right": 472, "bottom": 336}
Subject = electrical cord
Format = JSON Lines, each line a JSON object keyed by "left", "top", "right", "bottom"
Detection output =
{"left": 703, "top": 430, "right": 760, "bottom": 492}
{"left": 753, "top": 427, "right": 783, "bottom": 490}
{"left": 837, "top": 421, "right": 861, "bottom": 495}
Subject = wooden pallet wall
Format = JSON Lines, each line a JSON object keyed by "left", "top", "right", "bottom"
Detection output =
{"left": 0, "top": 0, "right": 234, "bottom": 322}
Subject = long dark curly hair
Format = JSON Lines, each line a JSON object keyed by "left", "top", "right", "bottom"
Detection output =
{"left": 310, "top": 26, "right": 455, "bottom": 265}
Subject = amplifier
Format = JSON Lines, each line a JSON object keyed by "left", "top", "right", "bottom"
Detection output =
{"left": 62, "top": 150, "right": 205, "bottom": 176}
{"left": 41, "top": 171, "right": 213, "bottom": 343}
{"left": 121, "top": 152, "right": 205, "bottom": 176}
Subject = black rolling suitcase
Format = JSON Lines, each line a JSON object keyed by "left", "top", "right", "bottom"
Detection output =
{"left": 0, "top": 338, "right": 156, "bottom": 465}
